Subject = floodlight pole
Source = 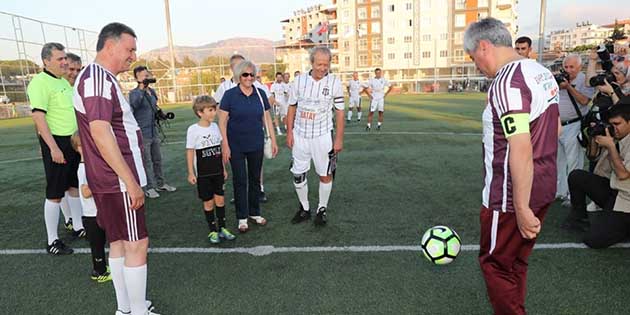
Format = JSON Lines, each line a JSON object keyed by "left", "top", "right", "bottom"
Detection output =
{"left": 164, "top": 0, "right": 178, "bottom": 102}
{"left": 537, "top": 0, "right": 547, "bottom": 63}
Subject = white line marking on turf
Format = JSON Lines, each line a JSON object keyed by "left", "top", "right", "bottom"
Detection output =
{"left": 2, "top": 243, "right": 628, "bottom": 256}
{"left": 0, "top": 131, "right": 481, "bottom": 164}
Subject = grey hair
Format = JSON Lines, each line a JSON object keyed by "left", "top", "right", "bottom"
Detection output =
{"left": 41, "top": 42, "right": 65, "bottom": 61}
{"left": 309, "top": 46, "right": 332, "bottom": 64}
{"left": 563, "top": 53, "right": 582, "bottom": 67}
{"left": 66, "top": 52, "right": 81, "bottom": 63}
{"left": 233, "top": 60, "right": 257, "bottom": 81}
{"left": 463, "top": 17, "right": 512, "bottom": 54}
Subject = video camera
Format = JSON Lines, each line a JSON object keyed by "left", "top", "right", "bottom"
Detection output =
{"left": 142, "top": 78, "right": 157, "bottom": 86}
{"left": 589, "top": 43, "right": 616, "bottom": 87}
{"left": 156, "top": 108, "right": 175, "bottom": 121}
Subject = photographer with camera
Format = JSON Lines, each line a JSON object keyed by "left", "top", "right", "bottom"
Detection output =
{"left": 565, "top": 103, "right": 630, "bottom": 248}
{"left": 129, "top": 65, "right": 176, "bottom": 198}
{"left": 555, "top": 54, "right": 595, "bottom": 203}
{"left": 586, "top": 45, "right": 630, "bottom": 112}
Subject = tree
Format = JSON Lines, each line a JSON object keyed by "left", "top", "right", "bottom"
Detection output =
{"left": 609, "top": 19, "right": 628, "bottom": 42}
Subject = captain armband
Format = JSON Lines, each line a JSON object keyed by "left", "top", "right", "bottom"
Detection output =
{"left": 500, "top": 113, "right": 530, "bottom": 138}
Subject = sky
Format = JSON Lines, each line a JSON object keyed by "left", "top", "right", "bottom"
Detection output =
{"left": 0, "top": 0, "right": 626, "bottom": 58}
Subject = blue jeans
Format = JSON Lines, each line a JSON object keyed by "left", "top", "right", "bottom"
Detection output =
{"left": 230, "top": 149, "right": 263, "bottom": 220}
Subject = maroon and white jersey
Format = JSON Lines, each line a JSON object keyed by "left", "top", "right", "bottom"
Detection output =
{"left": 482, "top": 59, "right": 559, "bottom": 212}
{"left": 73, "top": 63, "right": 147, "bottom": 194}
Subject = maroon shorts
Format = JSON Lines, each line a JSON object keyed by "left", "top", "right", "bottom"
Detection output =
{"left": 478, "top": 204, "right": 550, "bottom": 315}
{"left": 93, "top": 191, "right": 148, "bottom": 243}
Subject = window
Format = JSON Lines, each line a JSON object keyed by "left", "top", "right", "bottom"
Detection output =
{"left": 372, "top": 53, "right": 382, "bottom": 65}
{"left": 404, "top": 36, "right": 412, "bottom": 43}
{"left": 409, "top": 19, "right": 413, "bottom": 27}
{"left": 478, "top": 11, "right": 488, "bottom": 19}
{"left": 440, "top": 33, "right": 448, "bottom": 40}
{"left": 422, "top": 0, "right": 431, "bottom": 9}
{"left": 343, "top": 10, "right": 349, "bottom": 18}
{"left": 455, "top": 49, "right": 464, "bottom": 61}
{"left": 440, "top": 50, "right": 448, "bottom": 57}
{"left": 455, "top": 0, "right": 466, "bottom": 10}
{"left": 344, "top": 56, "right": 351, "bottom": 67}
{"left": 389, "top": 4, "right": 395, "bottom": 12}
{"left": 388, "top": 53, "right": 396, "bottom": 60}
{"left": 372, "top": 22, "right": 381, "bottom": 34}
{"left": 359, "top": 39, "right": 368, "bottom": 50}
{"left": 358, "top": 7, "right": 367, "bottom": 19}
{"left": 404, "top": 52, "right": 412, "bottom": 59}
{"left": 371, "top": 6, "right": 380, "bottom": 18}
{"left": 478, "top": 0, "right": 488, "bottom": 7}
{"left": 423, "top": 34, "right": 431, "bottom": 41}
{"left": 387, "top": 37, "right": 395, "bottom": 44}
{"left": 422, "top": 16, "right": 431, "bottom": 27}
{"left": 359, "top": 54, "right": 368, "bottom": 66}
{"left": 422, "top": 51, "right": 431, "bottom": 58}
{"left": 372, "top": 38, "right": 382, "bottom": 50}
{"left": 343, "top": 41, "right": 350, "bottom": 49}
{"left": 455, "top": 14, "right": 466, "bottom": 27}
{"left": 406, "top": 3, "right": 412, "bottom": 10}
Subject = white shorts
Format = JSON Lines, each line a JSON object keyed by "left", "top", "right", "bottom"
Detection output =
{"left": 370, "top": 98, "right": 384, "bottom": 112}
{"left": 291, "top": 131, "right": 333, "bottom": 177}
{"left": 348, "top": 96, "right": 361, "bottom": 108}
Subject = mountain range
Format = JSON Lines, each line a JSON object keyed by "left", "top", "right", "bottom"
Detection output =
{"left": 139, "top": 37, "right": 281, "bottom": 64}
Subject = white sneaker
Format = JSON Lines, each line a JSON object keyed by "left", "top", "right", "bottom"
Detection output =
{"left": 145, "top": 189, "right": 160, "bottom": 199}
{"left": 114, "top": 301, "right": 155, "bottom": 315}
{"left": 157, "top": 183, "right": 176, "bottom": 192}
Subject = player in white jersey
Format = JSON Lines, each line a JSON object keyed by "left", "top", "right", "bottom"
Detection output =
{"left": 214, "top": 54, "right": 244, "bottom": 105}
{"left": 347, "top": 71, "right": 365, "bottom": 122}
{"left": 365, "top": 68, "right": 391, "bottom": 131}
{"left": 287, "top": 47, "right": 345, "bottom": 226}
{"left": 271, "top": 72, "right": 288, "bottom": 135}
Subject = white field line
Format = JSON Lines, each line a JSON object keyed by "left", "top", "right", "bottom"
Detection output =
{"left": 1, "top": 243, "right": 628, "bottom": 256}
{"left": 0, "top": 131, "right": 481, "bottom": 165}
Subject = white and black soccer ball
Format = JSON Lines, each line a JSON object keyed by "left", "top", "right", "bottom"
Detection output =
{"left": 420, "top": 225, "right": 461, "bottom": 265}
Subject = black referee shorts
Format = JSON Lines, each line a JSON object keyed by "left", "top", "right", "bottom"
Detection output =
{"left": 197, "top": 174, "right": 225, "bottom": 201}
{"left": 39, "top": 135, "right": 80, "bottom": 199}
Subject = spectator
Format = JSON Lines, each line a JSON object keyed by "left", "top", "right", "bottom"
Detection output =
{"left": 514, "top": 36, "right": 532, "bottom": 58}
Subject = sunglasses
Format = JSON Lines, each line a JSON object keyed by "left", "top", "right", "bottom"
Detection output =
{"left": 241, "top": 72, "right": 255, "bottom": 78}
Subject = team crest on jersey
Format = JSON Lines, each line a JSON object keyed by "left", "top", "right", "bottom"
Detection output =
{"left": 322, "top": 87, "right": 330, "bottom": 96}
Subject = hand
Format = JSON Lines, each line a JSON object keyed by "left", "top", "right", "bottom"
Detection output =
{"left": 222, "top": 143, "right": 231, "bottom": 165}
{"left": 127, "top": 182, "right": 145, "bottom": 210}
{"left": 515, "top": 208, "right": 541, "bottom": 239}
{"left": 188, "top": 173, "right": 197, "bottom": 185}
{"left": 271, "top": 140, "right": 279, "bottom": 158}
{"left": 223, "top": 170, "right": 229, "bottom": 181}
{"left": 50, "top": 147, "right": 66, "bottom": 164}
{"left": 597, "top": 79, "right": 614, "bottom": 95}
{"left": 558, "top": 80, "right": 569, "bottom": 90}
{"left": 333, "top": 139, "right": 343, "bottom": 154}
{"left": 286, "top": 132, "right": 294, "bottom": 149}
{"left": 595, "top": 128, "right": 615, "bottom": 149}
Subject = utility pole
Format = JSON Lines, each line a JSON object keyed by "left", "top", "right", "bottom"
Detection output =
{"left": 538, "top": 0, "right": 547, "bottom": 63}
{"left": 164, "top": 0, "right": 178, "bottom": 102}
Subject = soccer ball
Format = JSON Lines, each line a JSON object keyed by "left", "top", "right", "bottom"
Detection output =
{"left": 420, "top": 225, "right": 462, "bottom": 265}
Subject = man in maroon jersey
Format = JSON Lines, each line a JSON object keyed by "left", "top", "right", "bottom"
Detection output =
{"left": 74, "top": 22, "right": 157, "bottom": 315}
{"left": 464, "top": 18, "right": 560, "bottom": 315}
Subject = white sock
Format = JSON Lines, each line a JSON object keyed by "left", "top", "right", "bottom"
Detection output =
{"left": 44, "top": 199, "right": 60, "bottom": 245}
{"left": 60, "top": 193, "right": 71, "bottom": 223}
{"left": 347, "top": 111, "right": 352, "bottom": 120}
{"left": 67, "top": 195, "right": 84, "bottom": 231}
{"left": 318, "top": 181, "right": 333, "bottom": 210}
{"left": 109, "top": 257, "right": 131, "bottom": 313}
{"left": 260, "top": 184, "right": 265, "bottom": 192}
{"left": 367, "top": 123, "right": 371, "bottom": 128}
{"left": 123, "top": 264, "right": 148, "bottom": 315}
{"left": 357, "top": 112, "right": 362, "bottom": 120}
{"left": 378, "top": 121, "right": 382, "bottom": 127}
{"left": 294, "top": 179, "right": 310, "bottom": 211}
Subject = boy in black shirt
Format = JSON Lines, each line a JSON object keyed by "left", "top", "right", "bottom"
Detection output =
{"left": 186, "top": 95, "right": 236, "bottom": 243}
